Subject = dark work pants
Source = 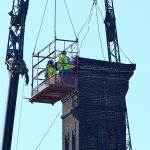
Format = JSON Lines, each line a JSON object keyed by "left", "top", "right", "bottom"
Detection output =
{"left": 60, "top": 70, "right": 71, "bottom": 84}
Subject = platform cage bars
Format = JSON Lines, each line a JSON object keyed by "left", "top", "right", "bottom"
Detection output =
{"left": 31, "top": 39, "right": 78, "bottom": 96}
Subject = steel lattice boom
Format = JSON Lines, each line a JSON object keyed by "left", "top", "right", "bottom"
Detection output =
{"left": 2, "top": 0, "right": 29, "bottom": 150}
{"left": 104, "top": 1, "right": 132, "bottom": 150}
{"left": 104, "top": 0, "right": 121, "bottom": 63}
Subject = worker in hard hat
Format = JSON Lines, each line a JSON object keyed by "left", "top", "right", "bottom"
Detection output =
{"left": 45, "top": 59, "right": 55, "bottom": 82}
{"left": 58, "top": 50, "right": 71, "bottom": 84}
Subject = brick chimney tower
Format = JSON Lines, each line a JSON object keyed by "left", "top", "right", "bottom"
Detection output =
{"left": 62, "top": 57, "right": 135, "bottom": 150}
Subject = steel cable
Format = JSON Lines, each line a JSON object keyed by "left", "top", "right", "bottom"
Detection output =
{"left": 15, "top": 80, "right": 25, "bottom": 150}
{"left": 34, "top": 110, "right": 61, "bottom": 150}
{"left": 78, "top": 5, "right": 94, "bottom": 38}
{"left": 119, "top": 46, "right": 133, "bottom": 64}
{"left": 79, "top": 6, "right": 94, "bottom": 50}
{"left": 64, "top": 0, "right": 77, "bottom": 39}
{"left": 33, "top": 0, "right": 49, "bottom": 54}
{"left": 95, "top": 5, "right": 105, "bottom": 60}
{"left": 96, "top": 3, "right": 104, "bottom": 20}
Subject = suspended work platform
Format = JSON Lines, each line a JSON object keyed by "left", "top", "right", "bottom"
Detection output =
{"left": 31, "top": 74, "right": 77, "bottom": 104}
{"left": 30, "top": 38, "right": 78, "bottom": 105}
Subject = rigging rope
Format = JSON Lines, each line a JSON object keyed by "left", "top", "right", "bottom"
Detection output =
{"left": 63, "top": 0, "right": 77, "bottom": 39}
{"left": 119, "top": 46, "right": 133, "bottom": 64}
{"left": 79, "top": 5, "right": 94, "bottom": 50}
{"left": 79, "top": 26, "right": 90, "bottom": 49}
{"left": 33, "top": 0, "right": 49, "bottom": 54}
{"left": 79, "top": 26, "right": 90, "bottom": 50}
{"left": 78, "top": 3, "right": 106, "bottom": 61}
{"left": 15, "top": 80, "right": 25, "bottom": 150}
{"left": 96, "top": 3, "right": 104, "bottom": 20}
{"left": 34, "top": 110, "right": 61, "bottom": 150}
{"left": 78, "top": 5, "right": 94, "bottom": 37}
{"left": 95, "top": 5, "right": 105, "bottom": 60}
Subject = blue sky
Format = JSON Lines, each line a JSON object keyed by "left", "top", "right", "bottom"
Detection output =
{"left": 0, "top": 0, "right": 150, "bottom": 150}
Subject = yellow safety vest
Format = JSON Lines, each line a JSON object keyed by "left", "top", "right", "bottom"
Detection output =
{"left": 45, "top": 65, "right": 54, "bottom": 78}
{"left": 58, "top": 55, "right": 70, "bottom": 71}
{"left": 47, "top": 67, "right": 54, "bottom": 78}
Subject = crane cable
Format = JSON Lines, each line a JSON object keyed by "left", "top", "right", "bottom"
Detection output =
{"left": 15, "top": 81, "right": 62, "bottom": 150}
{"left": 95, "top": 5, "right": 105, "bottom": 60}
{"left": 79, "top": 5, "right": 94, "bottom": 50}
{"left": 96, "top": 3, "right": 104, "bottom": 20}
{"left": 15, "top": 80, "right": 25, "bottom": 150}
{"left": 33, "top": 0, "right": 49, "bottom": 54}
{"left": 33, "top": 0, "right": 77, "bottom": 53}
{"left": 34, "top": 110, "right": 61, "bottom": 150}
{"left": 78, "top": 4, "right": 94, "bottom": 38}
{"left": 119, "top": 46, "right": 133, "bottom": 64}
{"left": 64, "top": 0, "right": 77, "bottom": 39}
{"left": 78, "top": 2, "right": 106, "bottom": 60}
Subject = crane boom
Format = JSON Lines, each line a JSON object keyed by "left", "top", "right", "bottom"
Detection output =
{"left": 104, "top": 0, "right": 121, "bottom": 63}
{"left": 104, "top": 1, "right": 133, "bottom": 150}
{"left": 2, "top": 0, "right": 29, "bottom": 149}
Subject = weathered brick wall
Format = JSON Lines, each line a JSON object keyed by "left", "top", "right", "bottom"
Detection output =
{"left": 62, "top": 93, "right": 79, "bottom": 150}
{"left": 62, "top": 57, "right": 135, "bottom": 150}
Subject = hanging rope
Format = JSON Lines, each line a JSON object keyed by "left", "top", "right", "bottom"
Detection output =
{"left": 78, "top": 5, "right": 94, "bottom": 38}
{"left": 78, "top": 2, "right": 106, "bottom": 60}
{"left": 34, "top": 110, "right": 61, "bottom": 150}
{"left": 119, "top": 46, "right": 133, "bottom": 64}
{"left": 33, "top": 0, "right": 49, "bottom": 54}
{"left": 95, "top": 5, "right": 105, "bottom": 60}
{"left": 79, "top": 27, "right": 90, "bottom": 50}
{"left": 79, "top": 5, "right": 94, "bottom": 50}
{"left": 15, "top": 80, "right": 25, "bottom": 150}
{"left": 96, "top": 3, "right": 104, "bottom": 20}
{"left": 64, "top": 0, "right": 77, "bottom": 39}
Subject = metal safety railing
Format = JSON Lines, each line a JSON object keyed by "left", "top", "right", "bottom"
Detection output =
{"left": 31, "top": 38, "right": 79, "bottom": 96}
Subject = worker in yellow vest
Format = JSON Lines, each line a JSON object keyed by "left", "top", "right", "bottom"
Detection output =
{"left": 58, "top": 50, "right": 71, "bottom": 83}
{"left": 45, "top": 59, "right": 55, "bottom": 81}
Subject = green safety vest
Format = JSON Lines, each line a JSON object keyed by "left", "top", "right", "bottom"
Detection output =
{"left": 58, "top": 55, "right": 70, "bottom": 71}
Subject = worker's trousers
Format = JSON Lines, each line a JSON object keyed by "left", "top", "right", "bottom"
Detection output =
{"left": 59, "top": 70, "right": 70, "bottom": 84}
